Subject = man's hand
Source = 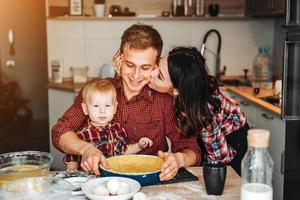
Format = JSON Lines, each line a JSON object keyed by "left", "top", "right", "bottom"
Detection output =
{"left": 157, "top": 150, "right": 184, "bottom": 181}
{"left": 80, "top": 143, "right": 109, "bottom": 175}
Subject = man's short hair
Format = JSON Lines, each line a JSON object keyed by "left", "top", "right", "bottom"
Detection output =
{"left": 120, "top": 23, "right": 163, "bottom": 63}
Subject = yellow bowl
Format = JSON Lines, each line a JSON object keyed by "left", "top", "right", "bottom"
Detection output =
{"left": 100, "top": 155, "right": 164, "bottom": 185}
{"left": 0, "top": 151, "right": 53, "bottom": 185}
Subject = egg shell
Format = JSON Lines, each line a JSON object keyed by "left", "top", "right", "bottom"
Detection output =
{"left": 133, "top": 192, "right": 147, "bottom": 200}
{"left": 106, "top": 178, "right": 120, "bottom": 195}
{"left": 117, "top": 181, "right": 130, "bottom": 195}
{"left": 92, "top": 185, "right": 109, "bottom": 196}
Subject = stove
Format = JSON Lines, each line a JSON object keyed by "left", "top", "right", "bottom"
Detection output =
{"left": 259, "top": 96, "right": 281, "bottom": 108}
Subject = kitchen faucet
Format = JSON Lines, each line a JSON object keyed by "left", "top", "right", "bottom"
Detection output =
{"left": 200, "top": 29, "right": 225, "bottom": 80}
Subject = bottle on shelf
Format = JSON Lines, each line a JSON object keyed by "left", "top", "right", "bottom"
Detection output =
{"left": 241, "top": 129, "right": 273, "bottom": 200}
{"left": 252, "top": 45, "right": 273, "bottom": 89}
{"left": 195, "top": 0, "right": 205, "bottom": 16}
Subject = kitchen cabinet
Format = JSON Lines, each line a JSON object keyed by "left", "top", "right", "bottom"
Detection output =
{"left": 48, "top": 89, "right": 77, "bottom": 170}
{"left": 254, "top": 106, "right": 285, "bottom": 174}
{"left": 246, "top": 0, "right": 285, "bottom": 17}
{"left": 223, "top": 89, "right": 285, "bottom": 200}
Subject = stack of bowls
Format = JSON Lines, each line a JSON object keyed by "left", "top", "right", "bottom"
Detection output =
{"left": 0, "top": 177, "right": 72, "bottom": 200}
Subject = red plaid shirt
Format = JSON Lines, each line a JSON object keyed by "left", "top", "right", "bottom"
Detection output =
{"left": 64, "top": 120, "right": 127, "bottom": 163}
{"left": 200, "top": 91, "right": 246, "bottom": 164}
{"left": 52, "top": 78, "right": 201, "bottom": 165}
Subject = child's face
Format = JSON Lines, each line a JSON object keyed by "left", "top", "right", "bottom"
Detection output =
{"left": 82, "top": 92, "right": 117, "bottom": 127}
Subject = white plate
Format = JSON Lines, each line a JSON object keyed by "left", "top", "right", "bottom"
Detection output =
{"left": 82, "top": 177, "right": 141, "bottom": 200}
{"left": 65, "top": 177, "right": 89, "bottom": 196}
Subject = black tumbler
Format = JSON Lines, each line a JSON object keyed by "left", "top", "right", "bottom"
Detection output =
{"left": 208, "top": 4, "right": 219, "bottom": 17}
{"left": 203, "top": 162, "right": 227, "bottom": 195}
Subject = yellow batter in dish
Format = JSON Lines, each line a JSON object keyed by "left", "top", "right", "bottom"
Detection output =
{"left": 106, "top": 155, "right": 164, "bottom": 174}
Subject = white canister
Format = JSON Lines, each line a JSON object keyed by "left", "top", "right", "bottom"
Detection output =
{"left": 274, "top": 80, "right": 282, "bottom": 96}
{"left": 51, "top": 60, "right": 63, "bottom": 83}
{"left": 71, "top": 66, "right": 89, "bottom": 83}
{"left": 94, "top": 4, "right": 105, "bottom": 17}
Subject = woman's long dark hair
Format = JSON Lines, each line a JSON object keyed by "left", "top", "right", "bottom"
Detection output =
{"left": 168, "top": 47, "right": 221, "bottom": 137}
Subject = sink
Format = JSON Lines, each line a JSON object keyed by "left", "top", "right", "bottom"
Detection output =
{"left": 218, "top": 79, "right": 252, "bottom": 87}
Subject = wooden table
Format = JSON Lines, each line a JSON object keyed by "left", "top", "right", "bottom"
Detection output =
{"left": 140, "top": 167, "right": 240, "bottom": 200}
{"left": 53, "top": 166, "right": 240, "bottom": 200}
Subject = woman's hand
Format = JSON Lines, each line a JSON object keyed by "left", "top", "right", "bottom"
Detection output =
{"left": 112, "top": 49, "right": 123, "bottom": 77}
{"left": 158, "top": 150, "right": 184, "bottom": 181}
{"left": 80, "top": 143, "right": 109, "bottom": 175}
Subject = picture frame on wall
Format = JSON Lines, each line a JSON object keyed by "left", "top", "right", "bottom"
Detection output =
{"left": 69, "top": 0, "right": 83, "bottom": 16}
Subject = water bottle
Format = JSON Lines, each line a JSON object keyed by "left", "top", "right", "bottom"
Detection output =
{"left": 252, "top": 45, "right": 273, "bottom": 89}
{"left": 241, "top": 129, "right": 273, "bottom": 200}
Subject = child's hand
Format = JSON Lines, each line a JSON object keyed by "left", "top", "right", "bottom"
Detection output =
{"left": 138, "top": 137, "right": 153, "bottom": 149}
{"left": 112, "top": 49, "right": 123, "bottom": 77}
{"left": 66, "top": 161, "right": 79, "bottom": 172}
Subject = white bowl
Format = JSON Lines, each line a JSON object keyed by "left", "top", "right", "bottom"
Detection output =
{"left": 64, "top": 177, "right": 89, "bottom": 195}
{"left": 82, "top": 177, "right": 141, "bottom": 200}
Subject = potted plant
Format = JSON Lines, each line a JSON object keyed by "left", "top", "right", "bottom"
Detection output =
{"left": 94, "top": 0, "right": 105, "bottom": 17}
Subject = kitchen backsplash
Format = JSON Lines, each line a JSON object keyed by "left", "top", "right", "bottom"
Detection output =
{"left": 47, "top": 19, "right": 275, "bottom": 79}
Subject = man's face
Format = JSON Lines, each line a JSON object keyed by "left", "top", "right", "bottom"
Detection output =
{"left": 120, "top": 45, "right": 158, "bottom": 99}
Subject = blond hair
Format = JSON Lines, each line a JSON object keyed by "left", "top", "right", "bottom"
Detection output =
{"left": 82, "top": 78, "right": 117, "bottom": 104}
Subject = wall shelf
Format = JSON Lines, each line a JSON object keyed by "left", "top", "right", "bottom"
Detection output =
{"left": 47, "top": 15, "right": 250, "bottom": 21}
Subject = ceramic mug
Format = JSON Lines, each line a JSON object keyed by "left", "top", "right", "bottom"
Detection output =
{"left": 203, "top": 162, "right": 227, "bottom": 195}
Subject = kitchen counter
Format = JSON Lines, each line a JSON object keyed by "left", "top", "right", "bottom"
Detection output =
{"left": 47, "top": 80, "right": 87, "bottom": 93}
{"left": 223, "top": 86, "right": 281, "bottom": 116}
{"left": 50, "top": 166, "right": 241, "bottom": 200}
{"left": 47, "top": 80, "right": 281, "bottom": 116}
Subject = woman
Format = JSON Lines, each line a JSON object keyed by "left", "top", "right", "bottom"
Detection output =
{"left": 148, "top": 47, "right": 249, "bottom": 175}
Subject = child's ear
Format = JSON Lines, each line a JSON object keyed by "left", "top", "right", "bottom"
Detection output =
{"left": 81, "top": 103, "right": 88, "bottom": 115}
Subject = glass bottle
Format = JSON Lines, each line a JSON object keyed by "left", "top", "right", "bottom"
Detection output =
{"left": 184, "top": 0, "right": 193, "bottom": 16}
{"left": 252, "top": 45, "right": 273, "bottom": 89}
{"left": 241, "top": 129, "right": 273, "bottom": 200}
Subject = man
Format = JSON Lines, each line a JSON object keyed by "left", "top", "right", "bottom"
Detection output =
{"left": 52, "top": 24, "right": 201, "bottom": 181}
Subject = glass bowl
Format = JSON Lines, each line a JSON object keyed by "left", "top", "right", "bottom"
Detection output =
{"left": 0, "top": 151, "right": 53, "bottom": 185}
{"left": 0, "top": 177, "right": 72, "bottom": 200}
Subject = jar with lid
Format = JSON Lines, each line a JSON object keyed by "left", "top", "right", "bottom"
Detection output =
{"left": 252, "top": 45, "right": 273, "bottom": 89}
{"left": 172, "top": 0, "right": 184, "bottom": 16}
{"left": 241, "top": 129, "right": 273, "bottom": 200}
{"left": 51, "top": 60, "right": 63, "bottom": 83}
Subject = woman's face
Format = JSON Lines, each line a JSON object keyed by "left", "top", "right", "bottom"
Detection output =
{"left": 149, "top": 55, "right": 176, "bottom": 95}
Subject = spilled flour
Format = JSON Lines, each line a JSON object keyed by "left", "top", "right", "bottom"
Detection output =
{"left": 144, "top": 182, "right": 217, "bottom": 200}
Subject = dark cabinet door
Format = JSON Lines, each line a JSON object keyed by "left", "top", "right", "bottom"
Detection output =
{"left": 246, "top": 0, "right": 284, "bottom": 17}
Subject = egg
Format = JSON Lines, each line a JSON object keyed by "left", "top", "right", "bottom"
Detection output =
{"left": 106, "top": 178, "right": 120, "bottom": 195}
{"left": 117, "top": 181, "right": 130, "bottom": 195}
{"left": 133, "top": 192, "right": 148, "bottom": 200}
{"left": 92, "top": 185, "right": 109, "bottom": 196}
